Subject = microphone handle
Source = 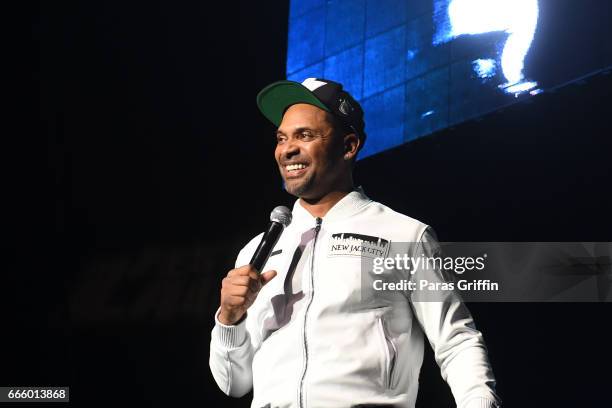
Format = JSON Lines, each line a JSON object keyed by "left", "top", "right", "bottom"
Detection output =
{"left": 249, "top": 221, "right": 284, "bottom": 273}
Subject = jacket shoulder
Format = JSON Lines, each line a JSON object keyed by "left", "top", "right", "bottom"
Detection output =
{"left": 366, "top": 200, "right": 432, "bottom": 242}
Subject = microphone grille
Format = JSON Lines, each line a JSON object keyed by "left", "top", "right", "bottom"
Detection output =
{"left": 270, "top": 206, "right": 292, "bottom": 227}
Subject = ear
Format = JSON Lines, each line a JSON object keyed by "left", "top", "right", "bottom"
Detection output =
{"left": 343, "top": 132, "right": 360, "bottom": 161}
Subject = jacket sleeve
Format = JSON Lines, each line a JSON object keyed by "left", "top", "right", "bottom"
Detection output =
{"left": 209, "top": 234, "right": 263, "bottom": 397}
{"left": 410, "top": 227, "right": 502, "bottom": 408}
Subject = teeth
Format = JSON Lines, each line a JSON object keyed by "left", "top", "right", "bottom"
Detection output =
{"left": 286, "top": 163, "right": 307, "bottom": 171}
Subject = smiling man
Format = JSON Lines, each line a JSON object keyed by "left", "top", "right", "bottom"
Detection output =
{"left": 275, "top": 104, "right": 357, "bottom": 215}
{"left": 209, "top": 78, "right": 501, "bottom": 408}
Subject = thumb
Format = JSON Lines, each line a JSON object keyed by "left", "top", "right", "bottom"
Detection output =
{"left": 260, "top": 270, "right": 277, "bottom": 286}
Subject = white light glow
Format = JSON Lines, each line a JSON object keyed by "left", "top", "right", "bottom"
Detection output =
{"left": 502, "top": 81, "right": 538, "bottom": 96}
{"left": 473, "top": 58, "right": 497, "bottom": 79}
{"left": 435, "top": 0, "right": 539, "bottom": 94}
{"left": 421, "top": 110, "right": 435, "bottom": 118}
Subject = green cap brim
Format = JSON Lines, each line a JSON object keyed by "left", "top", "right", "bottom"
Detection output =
{"left": 256, "top": 80, "right": 330, "bottom": 126}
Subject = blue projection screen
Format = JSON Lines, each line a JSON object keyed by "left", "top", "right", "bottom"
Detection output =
{"left": 286, "top": 0, "right": 612, "bottom": 159}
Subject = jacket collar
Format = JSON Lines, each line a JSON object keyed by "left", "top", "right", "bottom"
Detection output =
{"left": 291, "top": 186, "right": 372, "bottom": 225}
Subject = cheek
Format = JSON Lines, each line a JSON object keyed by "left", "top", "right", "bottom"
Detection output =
{"left": 320, "top": 144, "right": 342, "bottom": 167}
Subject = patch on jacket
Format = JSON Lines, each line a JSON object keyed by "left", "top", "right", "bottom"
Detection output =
{"left": 328, "top": 232, "right": 390, "bottom": 258}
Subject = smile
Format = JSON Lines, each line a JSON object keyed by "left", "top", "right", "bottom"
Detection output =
{"left": 285, "top": 163, "right": 307, "bottom": 171}
{"left": 284, "top": 163, "right": 309, "bottom": 178}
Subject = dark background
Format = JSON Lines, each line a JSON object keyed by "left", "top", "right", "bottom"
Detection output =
{"left": 16, "top": 0, "right": 612, "bottom": 406}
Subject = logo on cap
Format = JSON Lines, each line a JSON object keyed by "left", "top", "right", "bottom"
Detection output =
{"left": 338, "top": 98, "right": 354, "bottom": 116}
{"left": 302, "top": 78, "right": 327, "bottom": 92}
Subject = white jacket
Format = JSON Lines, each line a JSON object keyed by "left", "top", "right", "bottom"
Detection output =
{"left": 210, "top": 188, "right": 500, "bottom": 408}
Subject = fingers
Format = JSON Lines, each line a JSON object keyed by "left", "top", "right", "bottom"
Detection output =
{"left": 223, "top": 274, "right": 261, "bottom": 291}
{"left": 227, "top": 265, "right": 258, "bottom": 279}
{"left": 222, "top": 267, "right": 276, "bottom": 301}
{"left": 224, "top": 291, "right": 257, "bottom": 304}
{"left": 222, "top": 267, "right": 269, "bottom": 299}
{"left": 260, "top": 270, "right": 277, "bottom": 286}
{"left": 239, "top": 265, "right": 258, "bottom": 275}
{"left": 225, "top": 281, "right": 259, "bottom": 297}
{"left": 219, "top": 267, "right": 278, "bottom": 325}
{"left": 224, "top": 275, "right": 250, "bottom": 287}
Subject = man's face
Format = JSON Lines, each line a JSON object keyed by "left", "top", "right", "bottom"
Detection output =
{"left": 275, "top": 103, "right": 346, "bottom": 200}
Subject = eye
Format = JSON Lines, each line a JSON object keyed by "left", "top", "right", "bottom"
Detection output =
{"left": 276, "top": 134, "right": 287, "bottom": 144}
{"left": 299, "top": 130, "right": 315, "bottom": 140}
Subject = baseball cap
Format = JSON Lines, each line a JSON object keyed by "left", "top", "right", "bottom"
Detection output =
{"left": 256, "top": 78, "right": 367, "bottom": 148}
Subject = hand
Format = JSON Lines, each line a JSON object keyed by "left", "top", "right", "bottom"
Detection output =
{"left": 218, "top": 265, "right": 277, "bottom": 325}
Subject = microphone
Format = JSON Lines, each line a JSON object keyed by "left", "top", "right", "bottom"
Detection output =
{"left": 249, "top": 206, "right": 292, "bottom": 273}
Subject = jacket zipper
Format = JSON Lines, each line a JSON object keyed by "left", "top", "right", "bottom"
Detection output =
{"left": 298, "top": 217, "right": 322, "bottom": 408}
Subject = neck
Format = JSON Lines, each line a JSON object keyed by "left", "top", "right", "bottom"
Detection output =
{"left": 299, "top": 186, "right": 354, "bottom": 218}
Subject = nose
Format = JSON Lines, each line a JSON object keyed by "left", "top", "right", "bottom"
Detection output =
{"left": 279, "top": 138, "right": 300, "bottom": 161}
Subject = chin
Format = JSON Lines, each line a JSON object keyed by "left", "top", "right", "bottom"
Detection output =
{"left": 284, "top": 169, "right": 324, "bottom": 197}
{"left": 284, "top": 179, "right": 311, "bottom": 198}
{"left": 284, "top": 183, "right": 304, "bottom": 197}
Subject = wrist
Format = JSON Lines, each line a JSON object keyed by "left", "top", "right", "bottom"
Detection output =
{"left": 218, "top": 309, "right": 245, "bottom": 326}
{"left": 213, "top": 307, "right": 248, "bottom": 348}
